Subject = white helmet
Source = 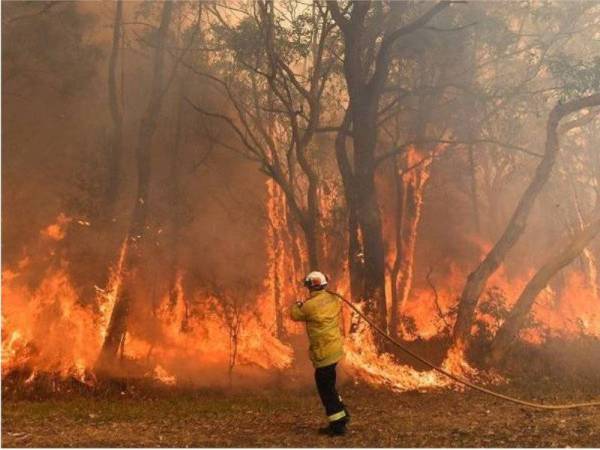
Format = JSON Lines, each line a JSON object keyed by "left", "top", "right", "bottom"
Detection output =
{"left": 304, "top": 271, "right": 328, "bottom": 289}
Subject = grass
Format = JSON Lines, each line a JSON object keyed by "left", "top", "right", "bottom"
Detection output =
{"left": 3, "top": 382, "right": 600, "bottom": 447}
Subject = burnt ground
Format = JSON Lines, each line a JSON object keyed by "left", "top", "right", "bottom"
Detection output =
{"left": 2, "top": 381, "right": 600, "bottom": 447}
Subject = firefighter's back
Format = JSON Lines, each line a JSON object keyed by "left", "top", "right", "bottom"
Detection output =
{"left": 303, "top": 290, "right": 344, "bottom": 368}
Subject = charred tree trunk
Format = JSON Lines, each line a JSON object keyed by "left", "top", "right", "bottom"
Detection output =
{"left": 79, "top": 0, "right": 125, "bottom": 306}
{"left": 452, "top": 93, "right": 600, "bottom": 352}
{"left": 168, "top": 86, "right": 185, "bottom": 306}
{"left": 106, "top": 0, "right": 124, "bottom": 211}
{"left": 467, "top": 145, "right": 481, "bottom": 234}
{"left": 389, "top": 155, "right": 407, "bottom": 338}
{"left": 301, "top": 211, "right": 320, "bottom": 270}
{"left": 97, "top": 2, "right": 174, "bottom": 369}
{"left": 329, "top": 0, "right": 450, "bottom": 334}
{"left": 352, "top": 104, "right": 388, "bottom": 330}
{"left": 261, "top": 27, "right": 288, "bottom": 338}
{"left": 389, "top": 88, "right": 433, "bottom": 338}
{"left": 268, "top": 164, "right": 321, "bottom": 272}
{"left": 347, "top": 206, "right": 364, "bottom": 302}
{"left": 258, "top": 0, "right": 324, "bottom": 272}
{"left": 389, "top": 149, "right": 431, "bottom": 338}
{"left": 569, "top": 176, "right": 600, "bottom": 299}
{"left": 266, "top": 180, "right": 287, "bottom": 340}
{"left": 488, "top": 213, "right": 600, "bottom": 365}
{"left": 328, "top": 2, "right": 385, "bottom": 331}
{"left": 334, "top": 111, "right": 365, "bottom": 317}
{"left": 286, "top": 210, "right": 304, "bottom": 285}
{"left": 582, "top": 247, "right": 599, "bottom": 299}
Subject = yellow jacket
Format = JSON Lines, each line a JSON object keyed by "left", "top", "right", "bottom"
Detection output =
{"left": 290, "top": 290, "right": 344, "bottom": 368}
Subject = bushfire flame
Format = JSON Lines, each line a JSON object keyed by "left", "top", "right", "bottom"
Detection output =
{"left": 2, "top": 208, "right": 599, "bottom": 392}
{"left": 2, "top": 214, "right": 293, "bottom": 388}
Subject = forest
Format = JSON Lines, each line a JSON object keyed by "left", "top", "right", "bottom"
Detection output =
{"left": 2, "top": 0, "right": 600, "bottom": 447}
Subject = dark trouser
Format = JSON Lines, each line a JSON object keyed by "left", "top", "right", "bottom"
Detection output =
{"left": 314, "top": 363, "right": 348, "bottom": 430}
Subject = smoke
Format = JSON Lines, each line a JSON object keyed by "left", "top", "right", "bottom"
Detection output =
{"left": 3, "top": 1, "right": 600, "bottom": 392}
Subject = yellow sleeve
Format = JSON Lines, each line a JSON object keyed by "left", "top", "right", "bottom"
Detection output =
{"left": 290, "top": 302, "right": 309, "bottom": 321}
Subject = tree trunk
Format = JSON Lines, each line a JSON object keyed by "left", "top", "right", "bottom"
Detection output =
{"left": 451, "top": 93, "right": 600, "bottom": 352}
{"left": 389, "top": 148, "right": 431, "bottom": 338}
{"left": 79, "top": 0, "right": 124, "bottom": 306}
{"left": 467, "top": 145, "right": 481, "bottom": 234}
{"left": 334, "top": 111, "right": 366, "bottom": 335}
{"left": 302, "top": 214, "right": 320, "bottom": 270}
{"left": 569, "top": 176, "right": 600, "bottom": 299}
{"left": 327, "top": 2, "right": 387, "bottom": 330}
{"left": 286, "top": 210, "right": 304, "bottom": 283}
{"left": 332, "top": 94, "right": 387, "bottom": 334}
{"left": 347, "top": 205, "right": 364, "bottom": 302}
{"left": 97, "top": 1, "right": 174, "bottom": 369}
{"left": 168, "top": 84, "right": 185, "bottom": 306}
{"left": 271, "top": 212, "right": 285, "bottom": 339}
{"left": 106, "top": 0, "right": 123, "bottom": 211}
{"left": 349, "top": 91, "right": 387, "bottom": 330}
{"left": 334, "top": 110, "right": 363, "bottom": 302}
{"left": 261, "top": 0, "right": 322, "bottom": 272}
{"left": 582, "top": 247, "right": 599, "bottom": 299}
{"left": 329, "top": 0, "right": 450, "bottom": 334}
{"left": 266, "top": 180, "right": 287, "bottom": 339}
{"left": 353, "top": 152, "right": 387, "bottom": 330}
{"left": 488, "top": 213, "right": 600, "bottom": 364}
{"left": 389, "top": 154, "right": 407, "bottom": 338}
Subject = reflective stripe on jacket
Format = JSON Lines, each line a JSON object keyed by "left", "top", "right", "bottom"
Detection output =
{"left": 290, "top": 290, "right": 344, "bottom": 368}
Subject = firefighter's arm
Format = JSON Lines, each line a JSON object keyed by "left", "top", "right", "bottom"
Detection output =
{"left": 290, "top": 300, "right": 309, "bottom": 321}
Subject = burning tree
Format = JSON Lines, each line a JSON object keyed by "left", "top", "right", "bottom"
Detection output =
{"left": 97, "top": 1, "right": 176, "bottom": 369}
{"left": 327, "top": 1, "right": 454, "bottom": 332}
{"left": 187, "top": 0, "right": 337, "bottom": 271}
{"left": 3, "top": 0, "right": 600, "bottom": 395}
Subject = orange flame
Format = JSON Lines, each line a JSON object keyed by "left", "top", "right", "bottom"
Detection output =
{"left": 3, "top": 201, "right": 599, "bottom": 392}
{"left": 343, "top": 308, "right": 452, "bottom": 391}
{"left": 2, "top": 214, "right": 293, "bottom": 387}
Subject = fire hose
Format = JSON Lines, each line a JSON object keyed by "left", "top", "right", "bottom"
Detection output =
{"left": 331, "top": 292, "right": 600, "bottom": 410}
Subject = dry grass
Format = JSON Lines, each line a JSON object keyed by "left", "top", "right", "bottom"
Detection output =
{"left": 3, "top": 381, "right": 600, "bottom": 447}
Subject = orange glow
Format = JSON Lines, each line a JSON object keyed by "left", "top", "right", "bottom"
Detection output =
{"left": 526, "top": 272, "right": 600, "bottom": 341}
{"left": 3, "top": 208, "right": 599, "bottom": 391}
{"left": 2, "top": 262, "right": 100, "bottom": 383}
{"left": 40, "top": 213, "right": 71, "bottom": 241}
{"left": 2, "top": 214, "right": 293, "bottom": 387}
{"left": 343, "top": 306, "right": 452, "bottom": 391}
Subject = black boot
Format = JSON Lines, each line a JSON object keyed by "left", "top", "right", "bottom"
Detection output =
{"left": 318, "top": 417, "right": 348, "bottom": 436}
{"left": 329, "top": 418, "right": 348, "bottom": 436}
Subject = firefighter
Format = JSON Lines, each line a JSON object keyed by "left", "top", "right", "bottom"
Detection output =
{"left": 290, "top": 271, "right": 350, "bottom": 436}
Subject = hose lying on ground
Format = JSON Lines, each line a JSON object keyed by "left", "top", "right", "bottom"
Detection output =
{"left": 331, "top": 291, "right": 600, "bottom": 410}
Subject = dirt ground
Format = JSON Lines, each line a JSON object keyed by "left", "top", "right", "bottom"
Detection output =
{"left": 2, "top": 382, "right": 600, "bottom": 447}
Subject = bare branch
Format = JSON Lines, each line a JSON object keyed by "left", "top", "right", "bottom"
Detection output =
{"left": 3, "top": 2, "right": 61, "bottom": 24}
{"left": 369, "top": 1, "right": 454, "bottom": 95}
{"left": 376, "top": 138, "right": 543, "bottom": 165}
{"left": 383, "top": 2, "right": 453, "bottom": 47}
{"left": 326, "top": 1, "right": 350, "bottom": 35}
{"left": 185, "top": 97, "right": 265, "bottom": 161}
{"left": 558, "top": 107, "right": 600, "bottom": 134}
